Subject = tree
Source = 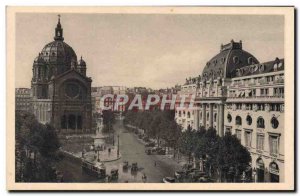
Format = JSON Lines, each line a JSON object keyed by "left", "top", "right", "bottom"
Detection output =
{"left": 178, "top": 129, "right": 197, "bottom": 164}
{"left": 15, "top": 111, "right": 61, "bottom": 182}
{"left": 216, "top": 132, "right": 251, "bottom": 182}
{"left": 102, "top": 110, "right": 115, "bottom": 133}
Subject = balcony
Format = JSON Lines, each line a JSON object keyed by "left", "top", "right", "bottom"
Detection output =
{"left": 274, "top": 78, "right": 284, "bottom": 84}
{"left": 226, "top": 95, "right": 284, "bottom": 103}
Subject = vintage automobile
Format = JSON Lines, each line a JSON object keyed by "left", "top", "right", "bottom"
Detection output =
{"left": 55, "top": 170, "right": 64, "bottom": 182}
{"left": 175, "top": 170, "right": 187, "bottom": 180}
{"left": 138, "top": 134, "right": 143, "bottom": 139}
{"left": 156, "top": 148, "right": 166, "bottom": 155}
{"left": 145, "top": 142, "right": 155, "bottom": 148}
{"left": 110, "top": 169, "right": 119, "bottom": 180}
{"left": 142, "top": 136, "right": 150, "bottom": 142}
{"left": 82, "top": 160, "right": 106, "bottom": 179}
{"left": 131, "top": 162, "right": 138, "bottom": 172}
{"left": 123, "top": 161, "right": 129, "bottom": 170}
{"left": 162, "top": 177, "right": 176, "bottom": 183}
{"left": 145, "top": 148, "right": 152, "bottom": 155}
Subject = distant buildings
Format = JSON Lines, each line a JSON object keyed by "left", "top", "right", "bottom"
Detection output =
{"left": 175, "top": 40, "right": 284, "bottom": 183}
{"left": 91, "top": 86, "right": 127, "bottom": 115}
{"left": 15, "top": 88, "right": 32, "bottom": 112}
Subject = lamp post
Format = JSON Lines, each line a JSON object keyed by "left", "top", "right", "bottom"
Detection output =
{"left": 97, "top": 150, "right": 100, "bottom": 162}
{"left": 252, "top": 168, "right": 257, "bottom": 183}
{"left": 117, "top": 134, "right": 120, "bottom": 158}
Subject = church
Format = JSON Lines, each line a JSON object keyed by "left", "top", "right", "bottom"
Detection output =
{"left": 31, "top": 16, "right": 93, "bottom": 134}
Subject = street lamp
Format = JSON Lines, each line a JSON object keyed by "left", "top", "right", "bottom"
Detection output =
{"left": 97, "top": 150, "right": 100, "bottom": 162}
{"left": 117, "top": 134, "right": 120, "bottom": 158}
{"left": 252, "top": 167, "right": 257, "bottom": 183}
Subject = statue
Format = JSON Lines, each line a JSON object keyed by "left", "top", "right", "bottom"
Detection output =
{"left": 199, "top": 158, "right": 204, "bottom": 172}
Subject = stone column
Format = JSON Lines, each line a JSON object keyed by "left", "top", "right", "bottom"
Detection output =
{"left": 202, "top": 104, "right": 206, "bottom": 129}
{"left": 209, "top": 103, "right": 214, "bottom": 128}
{"left": 75, "top": 114, "right": 78, "bottom": 132}
{"left": 218, "top": 103, "right": 224, "bottom": 136}
{"left": 194, "top": 107, "right": 199, "bottom": 130}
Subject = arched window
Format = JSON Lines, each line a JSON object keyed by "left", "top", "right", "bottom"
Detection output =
{"left": 233, "top": 56, "right": 239, "bottom": 64}
{"left": 246, "top": 115, "right": 252, "bottom": 125}
{"left": 227, "top": 114, "right": 232, "bottom": 122}
{"left": 236, "top": 116, "right": 242, "bottom": 125}
{"left": 187, "top": 112, "right": 191, "bottom": 118}
{"left": 248, "top": 57, "right": 253, "bottom": 64}
{"left": 256, "top": 158, "right": 265, "bottom": 182}
{"left": 178, "top": 111, "right": 181, "bottom": 117}
{"left": 183, "top": 111, "right": 186, "bottom": 117}
{"left": 269, "top": 162, "right": 280, "bottom": 182}
{"left": 271, "top": 117, "right": 279, "bottom": 129}
{"left": 257, "top": 117, "right": 265, "bottom": 128}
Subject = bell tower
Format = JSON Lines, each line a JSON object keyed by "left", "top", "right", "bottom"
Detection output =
{"left": 54, "top": 14, "right": 64, "bottom": 41}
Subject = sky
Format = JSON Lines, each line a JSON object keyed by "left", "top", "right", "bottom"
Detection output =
{"left": 15, "top": 13, "right": 284, "bottom": 89}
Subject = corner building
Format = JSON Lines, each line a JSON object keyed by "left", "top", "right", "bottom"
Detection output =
{"left": 31, "top": 17, "right": 93, "bottom": 134}
{"left": 175, "top": 40, "right": 284, "bottom": 182}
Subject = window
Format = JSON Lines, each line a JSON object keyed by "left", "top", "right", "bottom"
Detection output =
{"left": 257, "top": 104, "right": 265, "bottom": 111}
{"left": 225, "top": 127, "right": 232, "bottom": 134}
{"left": 271, "top": 117, "right": 279, "bottom": 129}
{"left": 214, "top": 113, "right": 217, "bottom": 122}
{"left": 269, "top": 135, "right": 279, "bottom": 154}
{"left": 236, "top": 116, "right": 242, "bottom": 125}
{"left": 235, "top": 129, "right": 242, "bottom": 141}
{"left": 227, "top": 114, "right": 232, "bottom": 123}
{"left": 257, "top": 117, "right": 265, "bottom": 128}
{"left": 246, "top": 115, "right": 252, "bottom": 125}
{"left": 279, "top": 88, "right": 284, "bottom": 96}
{"left": 178, "top": 111, "right": 181, "bottom": 117}
{"left": 260, "top": 89, "right": 264, "bottom": 95}
{"left": 274, "top": 88, "right": 278, "bottom": 95}
{"left": 244, "top": 131, "right": 252, "bottom": 147}
{"left": 257, "top": 134, "right": 264, "bottom": 151}
{"left": 187, "top": 112, "right": 191, "bottom": 118}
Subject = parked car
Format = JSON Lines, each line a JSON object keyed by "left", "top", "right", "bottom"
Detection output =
{"left": 175, "top": 170, "right": 186, "bottom": 179}
{"left": 110, "top": 169, "right": 119, "bottom": 180}
{"left": 163, "top": 177, "right": 176, "bottom": 183}
{"left": 143, "top": 136, "right": 150, "bottom": 142}
{"left": 156, "top": 148, "right": 166, "bottom": 155}
{"left": 131, "top": 162, "right": 138, "bottom": 172}
{"left": 145, "top": 142, "right": 155, "bottom": 147}
{"left": 123, "top": 161, "right": 129, "bottom": 170}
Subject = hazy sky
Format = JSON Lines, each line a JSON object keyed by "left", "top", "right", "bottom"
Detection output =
{"left": 15, "top": 13, "right": 284, "bottom": 89}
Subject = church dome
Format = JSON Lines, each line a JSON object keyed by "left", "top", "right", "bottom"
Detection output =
{"left": 33, "top": 15, "right": 80, "bottom": 76}
{"left": 40, "top": 40, "right": 77, "bottom": 65}
{"left": 201, "top": 40, "right": 259, "bottom": 81}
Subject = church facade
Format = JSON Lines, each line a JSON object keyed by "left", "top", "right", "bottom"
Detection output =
{"left": 175, "top": 40, "right": 284, "bottom": 182}
{"left": 31, "top": 16, "right": 93, "bottom": 134}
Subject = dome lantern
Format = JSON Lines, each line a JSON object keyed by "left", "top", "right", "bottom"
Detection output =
{"left": 54, "top": 14, "right": 64, "bottom": 41}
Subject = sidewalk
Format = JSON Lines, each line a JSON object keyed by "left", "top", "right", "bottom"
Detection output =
{"left": 82, "top": 146, "right": 121, "bottom": 163}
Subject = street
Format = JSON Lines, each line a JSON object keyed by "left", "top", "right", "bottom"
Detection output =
{"left": 56, "top": 119, "right": 182, "bottom": 182}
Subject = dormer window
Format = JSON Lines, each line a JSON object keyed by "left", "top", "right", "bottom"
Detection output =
{"left": 233, "top": 56, "right": 239, "bottom": 64}
{"left": 248, "top": 57, "right": 253, "bottom": 64}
